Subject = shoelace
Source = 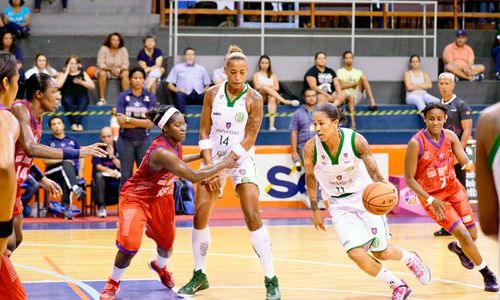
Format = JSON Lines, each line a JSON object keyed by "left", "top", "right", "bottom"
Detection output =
{"left": 407, "top": 258, "right": 425, "bottom": 277}
{"left": 391, "top": 285, "right": 407, "bottom": 300}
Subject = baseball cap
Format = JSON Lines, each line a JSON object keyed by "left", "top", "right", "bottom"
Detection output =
{"left": 456, "top": 29, "right": 467, "bottom": 37}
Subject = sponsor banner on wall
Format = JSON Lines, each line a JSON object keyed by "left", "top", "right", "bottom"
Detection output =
{"left": 256, "top": 153, "right": 389, "bottom": 201}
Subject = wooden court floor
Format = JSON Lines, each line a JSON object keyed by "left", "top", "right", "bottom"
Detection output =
{"left": 11, "top": 222, "right": 500, "bottom": 299}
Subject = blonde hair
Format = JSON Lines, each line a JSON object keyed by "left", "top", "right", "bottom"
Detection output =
{"left": 225, "top": 44, "right": 247, "bottom": 66}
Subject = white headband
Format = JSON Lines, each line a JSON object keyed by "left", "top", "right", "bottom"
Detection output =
{"left": 438, "top": 72, "right": 455, "bottom": 81}
{"left": 157, "top": 107, "right": 180, "bottom": 129}
{"left": 226, "top": 52, "right": 247, "bottom": 63}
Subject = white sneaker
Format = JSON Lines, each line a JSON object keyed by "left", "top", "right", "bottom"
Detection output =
{"left": 269, "top": 126, "right": 277, "bottom": 131}
{"left": 98, "top": 207, "right": 107, "bottom": 218}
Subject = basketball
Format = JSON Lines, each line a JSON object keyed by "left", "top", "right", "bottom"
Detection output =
{"left": 362, "top": 182, "right": 398, "bottom": 215}
{"left": 86, "top": 65, "right": 97, "bottom": 79}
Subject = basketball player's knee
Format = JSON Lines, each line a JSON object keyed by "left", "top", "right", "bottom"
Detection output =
{"left": 347, "top": 247, "right": 367, "bottom": 263}
{"left": 454, "top": 229, "right": 474, "bottom": 245}
{"left": 244, "top": 212, "right": 262, "bottom": 230}
{"left": 371, "top": 250, "right": 389, "bottom": 261}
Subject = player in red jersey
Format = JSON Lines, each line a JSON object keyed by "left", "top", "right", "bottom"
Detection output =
{"left": 0, "top": 51, "right": 26, "bottom": 300}
{"left": 404, "top": 102, "right": 498, "bottom": 292}
{"left": 99, "top": 106, "right": 237, "bottom": 300}
{"left": 8, "top": 73, "right": 107, "bottom": 254}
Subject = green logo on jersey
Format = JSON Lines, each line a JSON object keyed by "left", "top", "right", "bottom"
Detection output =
{"left": 372, "top": 238, "right": 381, "bottom": 248}
{"left": 241, "top": 176, "right": 252, "bottom": 183}
{"left": 235, "top": 112, "right": 245, "bottom": 123}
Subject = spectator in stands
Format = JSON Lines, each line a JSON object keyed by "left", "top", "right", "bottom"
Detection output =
{"left": 304, "top": 51, "right": 345, "bottom": 106}
{"left": 443, "top": 29, "right": 485, "bottom": 82}
{"left": 166, "top": 47, "right": 211, "bottom": 113}
{"left": 116, "top": 66, "right": 157, "bottom": 189}
{"left": 34, "top": 0, "right": 68, "bottom": 14}
{"left": 55, "top": 55, "right": 95, "bottom": 132}
{"left": 433, "top": 72, "right": 473, "bottom": 237}
{"left": 96, "top": 32, "right": 130, "bottom": 106}
{"left": 2, "top": 0, "right": 30, "bottom": 38}
{"left": 92, "top": 127, "right": 120, "bottom": 218}
{"left": 252, "top": 55, "right": 299, "bottom": 131}
{"left": 213, "top": 65, "right": 227, "bottom": 85}
{"left": 492, "top": 28, "right": 500, "bottom": 81}
{"left": 42, "top": 116, "right": 86, "bottom": 220}
{"left": 1, "top": 31, "right": 24, "bottom": 98}
{"left": 25, "top": 53, "right": 60, "bottom": 80}
{"left": 337, "top": 50, "right": 378, "bottom": 129}
{"left": 403, "top": 54, "right": 439, "bottom": 112}
{"left": 137, "top": 35, "right": 165, "bottom": 93}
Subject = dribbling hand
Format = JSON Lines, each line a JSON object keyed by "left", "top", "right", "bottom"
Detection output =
{"left": 312, "top": 210, "right": 325, "bottom": 231}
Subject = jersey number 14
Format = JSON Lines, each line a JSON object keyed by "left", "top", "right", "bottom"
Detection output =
{"left": 220, "top": 136, "right": 229, "bottom": 146}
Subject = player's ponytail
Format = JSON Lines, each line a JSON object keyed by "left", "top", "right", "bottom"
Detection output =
{"left": 146, "top": 106, "right": 180, "bottom": 129}
{"left": 225, "top": 44, "right": 247, "bottom": 66}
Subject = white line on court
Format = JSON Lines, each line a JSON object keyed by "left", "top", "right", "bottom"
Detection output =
{"left": 21, "top": 241, "right": 484, "bottom": 291}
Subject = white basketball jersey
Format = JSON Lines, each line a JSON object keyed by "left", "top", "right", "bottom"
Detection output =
{"left": 313, "top": 128, "right": 372, "bottom": 199}
{"left": 209, "top": 81, "right": 255, "bottom": 161}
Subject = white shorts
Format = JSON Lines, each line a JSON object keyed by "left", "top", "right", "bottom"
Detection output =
{"left": 216, "top": 155, "right": 258, "bottom": 193}
{"left": 329, "top": 192, "right": 391, "bottom": 252}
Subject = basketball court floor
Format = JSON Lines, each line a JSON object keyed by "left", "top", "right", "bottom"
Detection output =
{"left": 13, "top": 212, "right": 499, "bottom": 299}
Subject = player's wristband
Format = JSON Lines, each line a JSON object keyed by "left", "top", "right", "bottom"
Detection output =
{"left": 426, "top": 196, "right": 435, "bottom": 205}
{"left": 198, "top": 139, "right": 212, "bottom": 151}
{"left": 0, "top": 218, "right": 13, "bottom": 238}
{"left": 232, "top": 144, "right": 248, "bottom": 158}
{"left": 63, "top": 148, "right": 80, "bottom": 160}
{"left": 29, "top": 165, "right": 44, "bottom": 182}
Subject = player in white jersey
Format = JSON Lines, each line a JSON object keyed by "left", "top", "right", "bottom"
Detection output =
{"left": 477, "top": 102, "right": 500, "bottom": 248}
{"left": 178, "top": 45, "right": 280, "bottom": 300}
{"left": 303, "top": 103, "right": 431, "bottom": 300}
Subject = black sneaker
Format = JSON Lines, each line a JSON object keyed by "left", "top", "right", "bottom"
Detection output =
{"left": 433, "top": 228, "right": 451, "bottom": 237}
{"left": 484, "top": 271, "right": 499, "bottom": 292}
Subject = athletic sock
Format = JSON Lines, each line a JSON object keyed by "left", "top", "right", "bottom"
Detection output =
{"left": 192, "top": 226, "right": 210, "bottom": 273}
{"left": 110, "top": 266, "right": 126, "bottom": 282}
{"left": 399, "top": 248, "right": 413, "bottom": 265}
{"left": 375, "top": 266, "right": 403, "bottom": 289}
{"left": 156, "top": 253, "right": 169, "bottom": 269}
{"left": 250, "top": 226, "right": 276, "bottom": 278}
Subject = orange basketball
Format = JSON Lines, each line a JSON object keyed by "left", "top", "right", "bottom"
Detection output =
{"left": 86, "top": 65, "right": 97, "bottom": 79}
{"left": 362, "top": 182, "right": 398, "bottom": 215}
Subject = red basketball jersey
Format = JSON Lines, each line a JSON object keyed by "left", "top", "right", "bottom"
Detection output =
{"left": 413, "top": 129, "right": 456, "bottom": 194}
{"left": 120, "top": 135, "right": 183, "bottom": 200}
{"left": 12, "top": 100, "right": 42, "bottom": 186}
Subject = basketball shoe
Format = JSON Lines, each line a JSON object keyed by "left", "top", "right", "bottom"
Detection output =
{"left": 392, "top": 279, "right": 412, "bottom": 300}
{"left": 448, "top": 241, "right": 474, "bottom": 269}
{"left": 177, "top": 269, "right": 209, "bottom": 296}
{"left": 148, "top": 259, "right": 174, "bottom": 289}
{"left": 406, "top": 251, "right": 431, "bottom": 285}
{"left": 265, "top": 276, "right": 281, "bottom": 300}
{"left": 483, "top": 271, "right": 499, "bottom": 292}
{"left": 100, "top": 277, "right": 120, "bottom": 299}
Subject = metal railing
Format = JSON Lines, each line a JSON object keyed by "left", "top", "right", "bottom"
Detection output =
{"left": 164, "top": 0, "right": 439, "bottom": 59}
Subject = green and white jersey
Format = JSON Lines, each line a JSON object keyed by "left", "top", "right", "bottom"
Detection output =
{"left": 489, "top": 134, "right": 500, "bottom": 201}
{"left": 313, "top": 128, "right": 372, "bottom": 201}
{"left": 209, "top": 81, "right": 254, "bottom": 160}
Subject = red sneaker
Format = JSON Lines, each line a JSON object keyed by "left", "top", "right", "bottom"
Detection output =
{"left": 148, "top": 259, "right": 175, "bottom": 289}
{"left": 100, "top": 277, "right": 120, "bottom": 299}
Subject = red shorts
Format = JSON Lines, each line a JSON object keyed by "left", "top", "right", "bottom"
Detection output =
{"left": 116, "top": 194, "right": 176, "bottom": 254}
{"left": 12, "top": 186, "right": 23, "bottom": 218}
{"left": 419, "top": 178, "right": 475, "bottom": 233}
{"left": 0, "top": 255, "right": 26, "bottom": 300}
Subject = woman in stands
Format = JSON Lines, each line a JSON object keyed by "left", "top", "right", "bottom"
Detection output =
{"left": 178, "top": 45, "right": 281, "bottom": 300}
{"left": 25, "top": 53, "right": 60, "bottom": 80}
{"left": 99, "top": 106, "right": 237, "bottom": 300}
{"left": 403, "top": 54, "right": 439, "bottom": 112}
{"left": 252, "top": 54, "right": 299, "bottom": 131}
{"left": 2, "top": 0, "right": 31, "bottom": 38}
{"left": 55, "top": 55, "right": 95, "bottom": 132}
{"left": 1, "top": 31, "right": 24, "bottom": 98}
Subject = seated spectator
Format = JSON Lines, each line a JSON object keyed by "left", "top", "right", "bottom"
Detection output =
{"left": 137, "top": 35, "right": 165, "bottom": 93}
{"left": 303, "top": 51, "right": 346, "bottom": 106}
{"left": 337, "top": 50, "right": 378, "bottom": 129}
{"left": 92, "top": 127, "right": 120, "bottom": 218}
{"left": 25, "top": 53, "right": 60, "bottom": 79}
{"left": 116, "top": 67, "right": 157, "bottom": 189}
{"left": 1, "top": 31, "right": 24, "bottom": 98}
{"left": 34, "top": 0, "right": 68, "bottom": 14}
{"left": 252, "top": 54, "right": 299, "bottom": 131}
{"left": 443, "top": 29, "right": 485, "bottom": 81}
{"left": 492, "top": 28, "right": 500, "bottom": 81}
{"left": 96, "top": 32, "right": 130, "bottom": 105}
{"left": 55, "top": 55, "right": 95, "bottom": 132}
{"left": 166, "top": 47, "right": 211, "bottom": 113}
{"left": 212, "top": 66, "right": 227, "bottom": 85}
{"left": 403, "top": 54, "right": 439, "bottom": 112}
{"left": 42, "top": 116, "right": 86, "bottom": 220}
{"left": 2, "top": 0, "right": 30, "bottom": 38}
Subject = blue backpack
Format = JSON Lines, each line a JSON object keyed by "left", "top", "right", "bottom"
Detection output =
{"left": 173, "top": 178, "right": 195, "bottom": 215}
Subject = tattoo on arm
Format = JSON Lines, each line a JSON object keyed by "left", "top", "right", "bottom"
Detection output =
{"left": 357, "top": 135, "right": 384, "bottom": 182}
{"left": 241, "top": 90, "right": 263, "bottom": 150}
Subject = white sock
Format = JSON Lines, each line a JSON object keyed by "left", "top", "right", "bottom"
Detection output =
{"left": 476, "top": 260, "right": 487, "bottom": 270}
{"left": 375, "top": 266, "right": 403, "bottom": 289}
{"left": 251, "top": 226, "right": 276, "bottom": 278}
{"left": 110, "top": 266, "right": 126, "bottom": 282}
{"left": 156, "top": 253, "right": 169, "bottom": 269}
{"left": 192, "top": 226, "right": 211, "bottom": 273}
{"left": 72, "top": 185, "right": 80, "bottom": 192}
{"left": 399, "top": 248, "right": 413, "bottom": 265}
